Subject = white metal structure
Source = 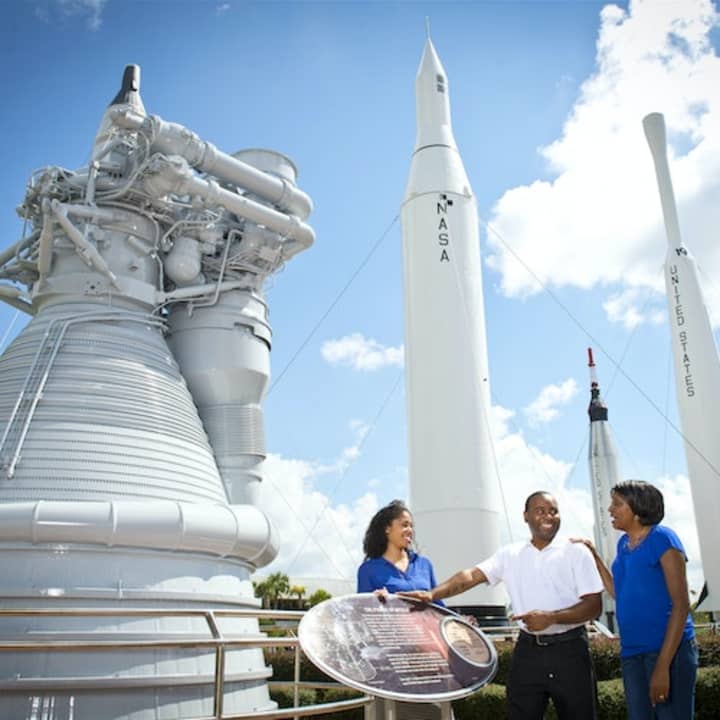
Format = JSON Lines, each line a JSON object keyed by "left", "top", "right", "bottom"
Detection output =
{"left": 644, "top": 112, "right": 720, "bottom": 612}
{"left": 586, "top": 348, "right": 620, "bottom": 630}
{"left": 401, "top": 38, "right": 503, "bottom": 610}
{"left": 0, "top": 65, "right": 314, "bottom": 717}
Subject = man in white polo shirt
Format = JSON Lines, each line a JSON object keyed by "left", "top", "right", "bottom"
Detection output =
{"left": 400, "top": 491, "right": 603, "bottom": 720}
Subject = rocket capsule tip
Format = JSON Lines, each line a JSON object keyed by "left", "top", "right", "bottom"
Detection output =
{"left": 109, "top": 64, "right": 144, "bottom": 111}
{"left": 642, "top": 112, "right": 667, "bottom": 153}
{"left": 587, "top": 347, "right": 595, "bottom": 367}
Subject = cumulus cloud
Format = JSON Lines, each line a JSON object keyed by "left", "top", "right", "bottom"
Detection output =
{"left": 61, "top": 0, "right": 106, "bottom": 30}
{"left": 321, "top": 333, "right": 404, "bottom": 371}
{"left": 655, "top": 473, "right": 704, "bottom": 597}
{"left": 603, "top": 287, "right": 666, "bottom": 328}
{"left": 34, "top": 0, "right": 107, "bottom": 30}
{"left": 486, "top": 0, "right": 720, "bottom": 322}
{"left": 254, "top": 419, "right": 383, "bottom": 585}
{"left": 255, "top": 453, "right": 376, "bottom": 583}
{"left": 254, "top": 402, "right": 706, "bottom": 598}
{"left": 523, "top": 378, "right": 579, "bottom": 425}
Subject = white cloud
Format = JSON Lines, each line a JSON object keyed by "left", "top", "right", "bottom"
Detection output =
{"left": 490, "top": 406, "right": 704, "bottom": 594}
{"left": 256, "top": 452, "right": 376, "bottom": 583}
{"left": 216, "top": 3, "right": 230, "bottom": 15}
{"left": 654, "top": 473, "right": 704, "bottom": 597}
{"left": 603, "top": 287, "right": 666, "bottom": 328}
{"left": 486, "top": 0, "right": 720, "bottom": 322}
{"left": 523, "top": 378, "right": 579, "bottom": 425}
{"left": 321, "top": 333, "right": 404, "bottom": 371}
{"left": 58, "top": 0, "right": 107, "bottom": 30}
{"left": 254, "top": 403, "right": 706, "bottom": 599}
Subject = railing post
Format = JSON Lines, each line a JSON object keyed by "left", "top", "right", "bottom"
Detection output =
{"left": 206, "top": 611, "right": 225, "bottom": 719}
{"left": 293, "top": 631, "right": 301, "bottom": 720}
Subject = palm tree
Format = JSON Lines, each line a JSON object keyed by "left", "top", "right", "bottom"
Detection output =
{"left": 308, "top": 589, "right": 331, "bottom": 607}
{"left": 264, "top": 572, "right": 290, "bottom": 609}
{"left": 289, "top": 585, "right": 306, "bottom": 609}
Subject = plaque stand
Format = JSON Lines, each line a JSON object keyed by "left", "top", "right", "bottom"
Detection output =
{"left": 368, "top": 698, "right": 454, "bottom": 720}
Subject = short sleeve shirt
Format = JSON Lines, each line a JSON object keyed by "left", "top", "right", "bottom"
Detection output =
{"left": 357, "top": 552, "right": 440, "bottom": 596}
{"left": 612, "top": 524, "right": 694, "bottom": 657}
{"left": 477, "top": 536, "right": 604, "bottom": 634}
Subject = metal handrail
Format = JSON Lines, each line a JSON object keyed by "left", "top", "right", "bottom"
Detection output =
{"left": 0, "top": 606, "right": 373, "bottom": 719}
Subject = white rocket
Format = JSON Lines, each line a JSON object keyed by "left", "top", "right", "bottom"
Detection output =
{"left": 587, "top": 348, "right": 620, "bottom": 630}
{"left": 401, "top": 37, "right": 503, "bottom": 610}
{"left": 644, "top": 112, "right": 720, "bottom": 612}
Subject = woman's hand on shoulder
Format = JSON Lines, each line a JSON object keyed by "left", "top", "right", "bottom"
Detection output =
{"left": 570, "top": 537, "right": 597, "bottom": 555}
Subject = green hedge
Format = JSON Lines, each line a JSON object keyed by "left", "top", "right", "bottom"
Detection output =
{"left": 270, "top": 667, "right": 720, "bottom": 720}
{"left": 453, "top": 667, "right": 720, "bottom": 720}
{"left": 266, "top": 634, "right": 720, "bottom": 719}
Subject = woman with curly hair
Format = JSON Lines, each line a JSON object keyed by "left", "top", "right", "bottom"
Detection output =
{"left": 357, "top": 499, "right": 441, "bottom": 602}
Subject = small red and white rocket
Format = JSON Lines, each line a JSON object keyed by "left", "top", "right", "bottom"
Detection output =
{"left": 587, "top": 348, "right": 620, "bottom": 630}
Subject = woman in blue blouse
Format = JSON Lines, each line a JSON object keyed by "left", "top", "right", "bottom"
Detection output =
{"left": 357, "top": 499, "right": 441, "bottom": 601}
{"left": 581, "top": 480, "right": 697, "bottom": 720}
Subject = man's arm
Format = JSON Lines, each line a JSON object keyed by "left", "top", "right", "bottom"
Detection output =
{"left": 512, "top": 593, "right": 602, "bottom": 632}
{"left": 398, "top": 566, "right": 488, "bottom": 603}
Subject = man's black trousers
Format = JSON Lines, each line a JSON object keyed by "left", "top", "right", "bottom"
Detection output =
{"left": 507, "top": 629, "right": 598, "bottom": 720}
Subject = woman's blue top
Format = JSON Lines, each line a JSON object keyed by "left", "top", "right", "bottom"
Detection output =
{"left": 612, "top": 524, "right": 694, "bottom": 657}
{"left": 356, "top": 551, "right": 444, "bottom": 605}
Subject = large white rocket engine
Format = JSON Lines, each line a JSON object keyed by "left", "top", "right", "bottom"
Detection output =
{"left": 0, "top": 66, "right": 314, "bottom": 719}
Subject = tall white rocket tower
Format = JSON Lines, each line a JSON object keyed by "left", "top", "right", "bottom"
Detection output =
{"left": 587, "top": 348, "right": 620, "bottom": 630}
{"left": 644, "top": 112, "right": 720, "bottom": 612}
{"left": 401, "top": 37, "right": 503, "bottom": 610}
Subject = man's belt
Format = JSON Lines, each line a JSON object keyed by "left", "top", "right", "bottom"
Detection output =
{"left": 518, "top": 625, "right": 587, "bottom": 647}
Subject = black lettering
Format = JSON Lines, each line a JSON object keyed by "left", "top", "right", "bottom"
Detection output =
{"left": 440, "top": 249, "right": 450, "bottom": 262}
{"left": 438, "top": 218, "right": 448, "bottom": 231}
{"left": 438, "top": 233, "right": 449, "bottom": 246}
{"left": 437, "top": 202, "right": 447, "bottom": 214}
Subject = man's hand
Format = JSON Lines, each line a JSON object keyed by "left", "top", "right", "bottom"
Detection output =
{"left": 511, "top": 610, "right": 555, "bottom": 632}
{"left": 397, "top": 590, "right": 433, "bottom": 603}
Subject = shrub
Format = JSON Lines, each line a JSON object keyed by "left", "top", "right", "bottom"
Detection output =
{"left": 696, "top": 666, "right": 720, "bottom": 720}
{"left": 452, "top": 683, "right": 506, "bottom": 718}
{"left": 591, "top": 636, "right": 622, "bottom": 681}
{"left": 491, "top": 639, "right": 513, "bottom": 685}
{"left": 596, "top": 678, "right": 627, "bottom": 720}
{"left": 697, "top": 632, "right": 720, "bottom": 668}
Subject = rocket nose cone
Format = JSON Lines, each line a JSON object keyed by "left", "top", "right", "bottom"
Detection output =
{"left": 414, "top": 38, "right": 455, "bottom": 151}
{"left": 109, "top": 64, "right": 146, "bottom": 114}
{"left": 417, "top": 38, "right": 445, "bottom": 79}
{"left": 643, "top": 112, "right": 667, "bottom": 156}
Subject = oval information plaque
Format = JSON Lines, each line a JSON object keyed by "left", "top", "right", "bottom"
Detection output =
{"left": 298, "top": 593, "right": 498, "bottom": 702}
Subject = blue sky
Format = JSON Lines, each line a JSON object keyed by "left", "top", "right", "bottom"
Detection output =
{"left": 1, "top": 0, "right": 719, "bottom": 597}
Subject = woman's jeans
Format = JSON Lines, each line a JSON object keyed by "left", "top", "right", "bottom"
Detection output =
{"left": 620, "top": 638, "right": 698, "bottom": 720}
